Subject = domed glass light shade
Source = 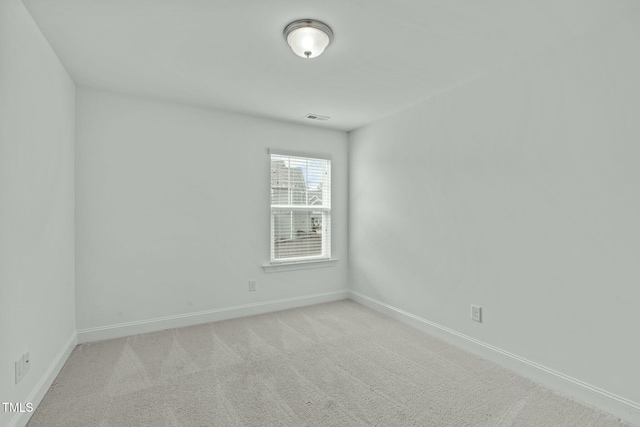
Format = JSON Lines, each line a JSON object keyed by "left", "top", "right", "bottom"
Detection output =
{"left": 284, "top": 20, "right": 334, "bottom": 59}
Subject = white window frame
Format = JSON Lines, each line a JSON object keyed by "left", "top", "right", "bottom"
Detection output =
{"left": 268, "top": 149, "right": 331, "bottom": 264}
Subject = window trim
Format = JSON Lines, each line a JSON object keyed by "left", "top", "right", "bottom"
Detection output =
{"left": 262, "top": 258, "right": 339, "bottom": 273}
{"left": 267, "top": 148, "right": 332, "bottom": 160}
{"left": 268, "top": 149, "right": 332, "bottom": 265}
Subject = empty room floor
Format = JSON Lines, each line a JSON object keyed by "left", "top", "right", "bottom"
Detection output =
{"left": 28, "top": 300, "right": 628, "bottom": 426}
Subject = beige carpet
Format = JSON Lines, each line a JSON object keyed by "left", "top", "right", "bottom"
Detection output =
{"left": 28, "top": 300, "right": 628, "bottom": 427}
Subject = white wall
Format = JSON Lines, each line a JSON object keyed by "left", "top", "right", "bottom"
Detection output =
{"left": 349, "top": 13, "right": 640, "bottom": 415}
{"left": 75, "top": 88, "right": 348, "bottom": 333}
{"left": 0, "top": 0, "right": 76, "bottom": 425}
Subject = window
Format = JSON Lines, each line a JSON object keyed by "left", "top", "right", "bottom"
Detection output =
{"left": 270, "top": 150, "right": 331, "bottom": 263}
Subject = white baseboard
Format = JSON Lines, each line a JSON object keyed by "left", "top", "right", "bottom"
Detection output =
{"left": 9, "top": 331, "right": 77, "bottom": 427}
{"left": 348, "top": 291, "right": 640, "bottom": 426}
{"left": 77, "top": 290, "right": 349, "bottom": 344}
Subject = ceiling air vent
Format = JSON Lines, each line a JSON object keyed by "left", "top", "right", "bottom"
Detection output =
{"left": 304, "top": 113, "right": 330, "bottom": 121}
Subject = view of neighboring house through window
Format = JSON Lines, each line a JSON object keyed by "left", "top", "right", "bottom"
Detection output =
{"left": 270, "top": 152, "right": 331, "bottom": 262}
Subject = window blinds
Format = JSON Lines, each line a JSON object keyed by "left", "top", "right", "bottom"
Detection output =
{"left": 270, "top": 153, "right": 331, "bottom": 262}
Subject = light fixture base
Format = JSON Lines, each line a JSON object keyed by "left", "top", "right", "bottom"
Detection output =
{"left": 283, "top": 19, "right": 334, "bottom": 43}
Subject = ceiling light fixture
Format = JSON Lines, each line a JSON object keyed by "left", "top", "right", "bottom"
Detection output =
{"left": 284, "top": 19, "right": 334, "bottom": 59}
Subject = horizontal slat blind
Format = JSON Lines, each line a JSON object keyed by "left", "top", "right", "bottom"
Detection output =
{"left": 270, "top": 153, "right": 331, "bottom": 262}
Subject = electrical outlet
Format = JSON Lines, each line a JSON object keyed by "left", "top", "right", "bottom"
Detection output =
{"left": 15, "top": 357, "right": 24, "bottom": 384}
{"left": 471, "top": 305, "right": 482, "bottom": 322}
{"left": 14, "top": 351, "right": 30, "bottom": 383}
{"left": 249, "top": 280, "right": 256, "bottom": 292}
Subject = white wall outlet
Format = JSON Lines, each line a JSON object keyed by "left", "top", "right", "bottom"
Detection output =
{"left": 249, "top": 280, "right": 256, "bottom": 292}
{"left": 471, "top": 305, "right": 482, "bottom": 322}
{"left": 14, "top": 351, "right": 30, "bottom": 383}
{"left": 15, "top": 357, "right": 24, "bottom": 384}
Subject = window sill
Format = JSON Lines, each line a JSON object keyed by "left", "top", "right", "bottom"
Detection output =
{"left": 262, "top": 258, "right": 339, "bottom": 273}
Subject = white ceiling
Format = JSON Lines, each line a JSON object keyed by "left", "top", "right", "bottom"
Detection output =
{"left": 23, "top": 0, "right": 640, "bottom": 131}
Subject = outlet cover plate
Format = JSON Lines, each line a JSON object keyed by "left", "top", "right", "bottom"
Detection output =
{"left": 471, "top": 305, "right": 482, "bottom": 322}
{"left": 15, "top": 358, "right": 23, "bottom": 384}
